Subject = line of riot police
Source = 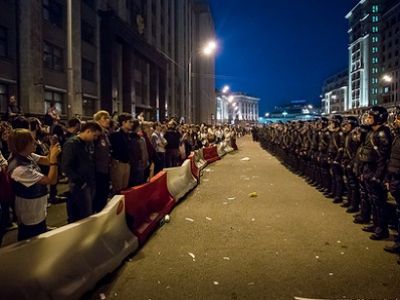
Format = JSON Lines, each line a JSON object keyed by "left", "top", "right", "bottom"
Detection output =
{"left": 257, "top": 106, "right": 400, "bottom": 262}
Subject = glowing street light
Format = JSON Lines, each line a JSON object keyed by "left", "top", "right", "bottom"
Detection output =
{"left": 308, "top": 105, "right": 313, "bottom": 109}
{"left": 203, "top": 40, "right": 218, "bottom": 56}
{"left": 282, "top": 111, "right": 288, "bottom": 117}
{"left": 382, "top": 74, "right": 393, "bottom": 83}
{"left": 222, "top": 85, "right": 230, "bottom": 94}
{"left": 265, "top": 112, "right": 270, "bottom": 117}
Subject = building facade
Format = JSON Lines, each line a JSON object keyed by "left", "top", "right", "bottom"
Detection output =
{"left": 216, "top": 92, "right": 259, "bottom": 124}
{"left": 321, "top": 70, "right": 348, "bottom": 114}
{"left": 346, "top": 0, "right": 399, "bottom": 112}
{"left": 0, "top": 0, "right": 216, "bottom": 123}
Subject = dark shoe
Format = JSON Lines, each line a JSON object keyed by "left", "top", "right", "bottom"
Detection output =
{"left": 341, "top": 202, "right": 351, "bottom": 208}
{"left": 333, "top": 198, "right": 342, "bottom": 204}
{"left": 362, "top": 225, "right": 376, "bottom": 233}
{"left": 370, "top": 230, "right": 389, "bottom": 240}
{"left": 346, "top": 207, "right": 359, "bottom": 213}
{"left": 324, "top": 193, "right": 334, "bottom": 199}
{"left": 384, "top": 244, "right": 400, "bottom": 254}
{"left": 354, "top": 216, "right": 370, "bottom": 224}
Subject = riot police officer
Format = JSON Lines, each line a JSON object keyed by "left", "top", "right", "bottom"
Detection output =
{"left": 384, "top": 106, "right": 400, "bottom": 253}
{"left": 341, "top": 116, "right": 360, "bottom": 212}
{"left": 327, "top": 115, "right": 345, "bottom": 203}
{"left": 358, "top": 106, "right": 392, "bottom": 240}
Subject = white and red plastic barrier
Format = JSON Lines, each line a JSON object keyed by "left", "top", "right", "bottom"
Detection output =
{"left": 164, "top": 159, "right": 198, "bottom": 202}
{"left": 122, "top": 171, "right": 175, "bottom": 246}
{"left": 0, "top": 195, "right": 138, "bottom": 300}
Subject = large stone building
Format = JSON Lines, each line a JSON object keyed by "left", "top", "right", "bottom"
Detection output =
{"left": 321, "top": 70, "right": 348, "bottom": 114}
{"left": 0, "top": 0, "right": 216, "bottom": 123}
{"left": 346, "top": 0, "right": 399, "bottom": 112}
{"left": 216, "top": 91, "right": 259, "bottom": 124}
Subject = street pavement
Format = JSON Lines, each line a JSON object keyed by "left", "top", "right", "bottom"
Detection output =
{"left": 84, "top": 136, "right": 400, "bottom": 300}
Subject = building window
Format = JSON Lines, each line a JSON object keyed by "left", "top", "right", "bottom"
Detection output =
{"left": 372, "top": 57, "right": 378, "bottom": 64}
{"left": 372, "top": 26, "right": 379, "bottom": 33}
{"left": 83, "top": 0, "right": 95, "bottom": 8}
{"left": 43, "top": 41, "right": 64, "bottom": 71}
{"left": 372, "top": 46, "right": 379, "bottom": 53}
{"left": 0, "top": 83, "right": 8, "bottom": 113}
{"left": 81, "top": 21, "right": 95, "bottom": 45}
{"left": 0, "top": 26, "right": 7, "bottom": 58}
{"left": 372, "top": 16, "right": 379, "bottom": 23}
{"left": 372, "top": 67, "right": 378, "bottom": 74}
{"left": 82, "top": 58, "right": 95, "bottom": 81}
{"left": 372, "top": 36, "right": 378, "bottom": 43}
{"left": 82, "top": 97, "right": 96, "bottom": 117}
{"left": 44, "top": 90, "right": 64, "bottom": 114}
{"left": 372, "top": 5, "right": 379, "bottom": 13}
{"left": 372, "top": 77, "right": 378, "bottom": 84}
{"left": 43, "top": 0, "right": 63, "bottom": 28}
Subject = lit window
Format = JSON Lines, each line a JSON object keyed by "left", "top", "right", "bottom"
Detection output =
{"left": 372, "top": 67, "right": 379, "bottom": 74}
{"left": 372, "top": 46, "right": 379, "bottom": 53}
{"left": 44, "top": 90, "right": 64, "bottom": 114}
{"left": 372, "top": 36, "right": 378, "bottom": 43}
{"left": 372, "top": 57, "right": 378, "bottom": 63}
{"left": 372, "top": 26, "right": 379, "bottom": 33}
{"left": 372, "top": 16, "right": 379, "bottom": 22}
{"left": 372, "top": 5, "right": 379, "bottom": 13}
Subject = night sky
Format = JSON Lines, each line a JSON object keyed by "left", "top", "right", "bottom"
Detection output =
{"left": 209, "top": 0, "right": 360, "bottom": 115}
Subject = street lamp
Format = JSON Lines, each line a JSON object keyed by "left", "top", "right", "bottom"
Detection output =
{"left": 222, "top": 85, "right": 230, "bottom": 94}
{"left": 382, "top": 74, "right": 393, "bottom": 83}
{"left": 188, "top": 39, "right": 218, "bottom": 123}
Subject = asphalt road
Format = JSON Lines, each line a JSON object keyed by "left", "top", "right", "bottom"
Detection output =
{"left": 84, "top": 137, "right": 399, "bottom": 299}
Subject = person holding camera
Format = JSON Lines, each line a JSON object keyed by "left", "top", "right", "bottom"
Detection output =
{"left": 7, "top": 129, "right": 61, "bottom": 241}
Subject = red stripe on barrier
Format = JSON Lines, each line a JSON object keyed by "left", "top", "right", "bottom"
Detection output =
{"left": 188, "top": 152, "right": 200, "bottom": 182}
{"left": 202, "top": 146, "right": 221, "bottom": 164}
{"left": 121, "top": 171, "right": 175, "bottom": 245}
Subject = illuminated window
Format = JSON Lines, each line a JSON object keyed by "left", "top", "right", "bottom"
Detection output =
{"left": 372, "top": 67, "right": 378, "bottom": 74}
{"left": 372, "top": 5, "right": 379, "bottom": 13}
{"left": 372, "top": 57, "right": 378, "bottom": 63}
{"left": 372, "top": 46, "right": 379, "bottom": 53}
{"left": 372, "top": 36, "right": 378, "bottom": 43}
{"left": 372, "top": 26, "right": 379, "bottom": 33}
{"left": 372, "top": 16, "right": 379, "bottom": 22}
{"left": 372, "top": 78, "right": 378, "bottom": 84}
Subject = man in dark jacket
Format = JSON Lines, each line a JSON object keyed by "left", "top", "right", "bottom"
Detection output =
{"left": 164, "top": 121, "right": 181, "bottom": 167}
{"left": 93, "top": 111, "right": 111, "bottom": 213}
{"left": 62, "top": 122, "right": 102, "bottom": 223}
{"left": 109, "top": 113, "right": 133, "bottom": 192}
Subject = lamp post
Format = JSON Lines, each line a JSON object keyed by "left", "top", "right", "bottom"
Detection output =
{"left": 188, "top": 40, "right": 217, "bottom": 123}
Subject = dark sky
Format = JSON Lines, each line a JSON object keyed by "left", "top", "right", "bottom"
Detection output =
{"left": 209, "top": 0, "right": 360, "bottom": 114}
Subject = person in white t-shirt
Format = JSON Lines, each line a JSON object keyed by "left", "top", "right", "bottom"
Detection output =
{"left": 7, "top": 129, "right": 61, "bottom": 241}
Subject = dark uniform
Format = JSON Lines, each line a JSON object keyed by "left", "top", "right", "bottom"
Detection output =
{"left": 358, "top": 106, "right": 392, "bottom": 240}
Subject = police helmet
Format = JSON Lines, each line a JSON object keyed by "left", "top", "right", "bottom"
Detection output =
{"left": 368, "top": 106, "right": 388, "bottom": 125}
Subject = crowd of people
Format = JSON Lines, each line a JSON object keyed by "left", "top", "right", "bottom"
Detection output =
{"left": 0, "top": 96, "right": 244, "bottom": 244}
{"left": 254, "top": 105, "right": 400, "bottom": 263}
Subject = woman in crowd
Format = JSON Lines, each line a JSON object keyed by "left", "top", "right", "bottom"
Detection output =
{"left": 7, "top": 129, "right": 61, "bottom": 240}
